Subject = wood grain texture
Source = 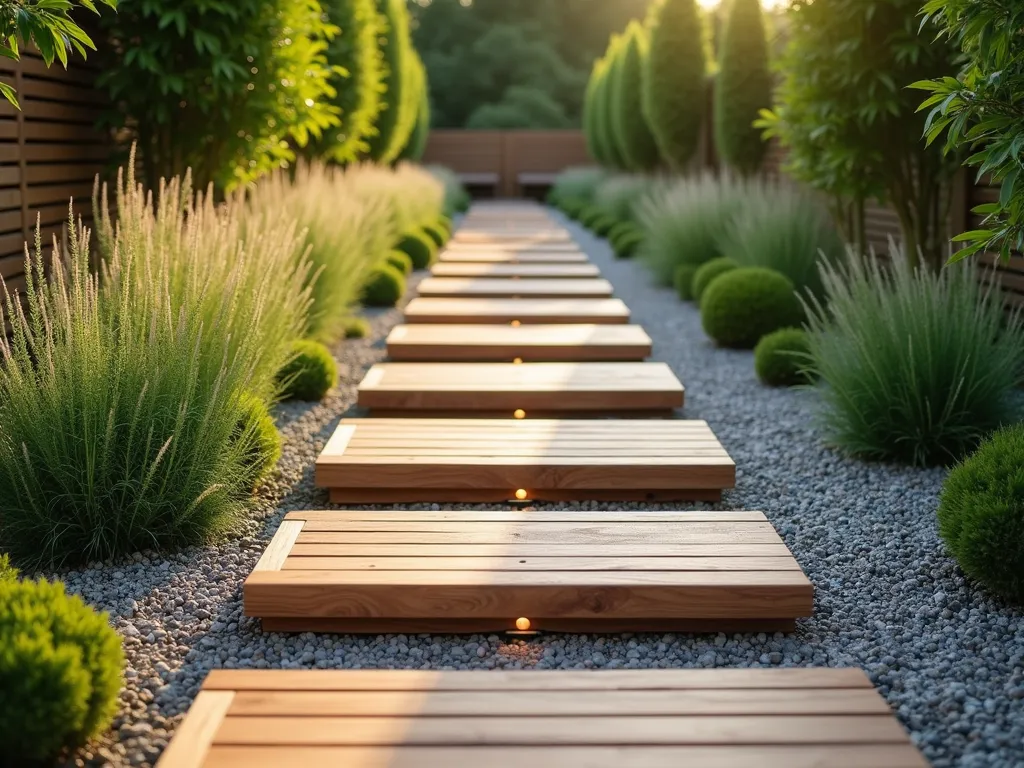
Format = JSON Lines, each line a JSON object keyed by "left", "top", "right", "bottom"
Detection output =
{"left": 438, "top": 250, "right": 590, "bottom": 263}
{"left": 430, "top": 263, "right": 601, "bottom": 278}
{"left": 416, "top": 277, "right": 614, "bottom": 299}
{"left": 163, "top": 669, "right": 927, "bottom": 768}
{"left": 356, "top": 362, "right": 683, "bottom": 413}
{"left": 404, "top": 298, "right": 630, "bottom": 324}
{"left": 155, "top": 691, "right": 234, "bottom": 768}
{"left": 314, "top": 418, "right": 735, "bottom": 499}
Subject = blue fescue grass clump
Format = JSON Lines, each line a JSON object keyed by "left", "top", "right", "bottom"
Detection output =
{"left": 805, "top": 247, "right": 1024, "bottom": 466}
{"left": 0, "top": 163, "right": 310, "bottom": 569}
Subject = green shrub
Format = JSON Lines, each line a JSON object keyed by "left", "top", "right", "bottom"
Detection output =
{"left": 277, "top": 340, "right": 338, "bottom": 401}
{"left": 396, "top": 230, "right": 436, "bottom": 270}
{"left": 692, "top": 257, "right": 738, "bottom": 305}
{"left": 362, "top": 264, "right": 407, "bottom": 307}
{"left": 422, "top": 223, "right": 447, "bottom": 248}
{"left": 578, "top": 206, "right": 606, "bottom": 228}
{"left": 561, "top": 198, "right": 587, "bottom": 219}
{"left": 590, "top": 214, "right": 620, "bottom": 238}
{"left": 591, "top": 35, "right": 629, "bottom": 169}
{"left": 365, "top": 0, "right": 416, "bottom": 163}
{"left": 754, "top": 328, "right": 812, "bottom": 387}
{"left": 99, "top": 0, "right": 339, "bottom": 190}
{"left": 637, "top": 173, "right": 752, "bottom": 285}
{"left": 466, "top": 85, "right": 573, "bottom": 130}
{"left": 437, "top": 215, "right": 453, "bottom": 235}
{"left": 386, "top": 250, "right": 414, "bottom": 275}
{"left": 235, "top": 393, "right": 282, "bottom": 492}
{"left": 701, "top": 267, "right": 803, "bottom": 348}
{"left": 643, "top": 0, "right": 707, "bottom": 171}
{"left": 713, "top": 0, "right": 772, "bottom": 174}
{"left": 0, "top": 554, "right": 16, "bottom": 581}
{"left": 614, "top": 229, "right": 645, "bottom": 259}
{"left": 342, "top": 316, "right": 371, "bottom": 339}
{"left": 610, "top": 22, "right": 662, "bottom": 172}
{"left": 593, "top": 174, "right": 657, "bottom": 224}
{"left": 551, "top": 168, "right": 608, "bottom": 208}
{"left": 674, "top": 263, "right": 700, "bottom": 301}
{"left": 804, "top": 250, "right": 1023, "bottom": 466}
{"left": 608, "top": 221, "right": 638, "bottom": 246}
{"left": 0, "top": 578, "right": 123, "bottom": 764}
{"left": 399, "top": 53, "right": 431, "bottom": 160}
{"left": 718, "top": 186, "right": 843, "bottom": 299}
{"left": 313, "top": 0, "right": 385, "bottom": 163}
{"left": 938, "top": 424, "right": 1024, "bottom": 603}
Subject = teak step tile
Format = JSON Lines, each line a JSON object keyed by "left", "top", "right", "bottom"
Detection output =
{"left": 356, "top": 362, "right": 683, "bottom": 415}
{"left": 315, "top": 418, "right": 735, "bottom": 502}
{"left": 157, "top": 668, "right": 928, "bottom": 768}
{"left": 404, "top": 298, "right": 630, "bottom": 324}
{"left": 244, "top": 510, "right": 811, "bottom": 634}
{"left": 443, "top": 240, "right": 582, "bottom": 253}
{"left": 437, "top": 249, "right": 590, "bottom": 264}
{"left": 386, "top": 324, "right": 653, "bottom": 362}
{"left": 430, "top": 263, "right": 601, "bottom": 279}
{"left": 417, "top": 277, "right": 614, "bottom": 299}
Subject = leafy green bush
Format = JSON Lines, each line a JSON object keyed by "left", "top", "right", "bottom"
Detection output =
{"left": 713, "top": 0, "right": 771, "bottom": 175}
{"left": 0, "top": 578, "right": 123, "bottom": 764}
{"left": 397, "top": 230, "right": 436, "bottom": 270}
{"left": 578, "top": 206, "right": 606, "bottom": 228}
{"left": 362, "top": 264, "right": 407, "bottom": 307}
{"left": 387, "top": 250, "right": 414, "bottom": 275}
{"left": 365, "top": 0, "right": 416, "bottom": 163}
{"left": 938, "top": 424, "right": 1024, "bottom": 603}
{"left": 0, "top": 554, "right": 16, "bottom": 581}
{"left": 804, "top": 250, "right": 1023, "bottom": 466}
{"left": 610, "top": 22, "right": 661, "bottom": 172}
{"left": 277, "top": 340, "right": 338, "bottom": 401}
{"left": 342, "top": 316, "right": 371, "bottom": 339}
{"left": 701, "top": 267, "right": 803, "bottom": 348}
{"left": 422, "top": 223, "right": 447, "bottom": 249}
{"left": 313, "top": 0, "right": 385, "bottom": 162}
{"left": 754, "top": 328, "right": 812, "bottom": 387}
{"left": 636, "top": 173, "right": 751, "bottom": 285}
{"left": 593, "top": 174, "right": 658, "bottom": 224}
{"left": 643, "top": 0, "right": 707, "bottom": 171}
{"left": 608, "top": 221, "right": 638, "bottom": 246}
{"left": 614, "top": 229, "right": 645, "bottom": 259}
{"left": 718, "top": 186, "right": 843, "bottom": 299}
{"left": 692, "top": 257, "right": 737, "bottom": 305}
{"left": 399, "top": 53, "right": 431, "bottom": 160}
{"left": 674, "top": 263, "right": 699, "bottom": 301}
{"left": 589, "top": 35, "right": 628, "bottom": 169}
{"left": 590, "top": 214, "right": 620, "bottom": 238}
{"left": 466, "top": 85, "right": 573, "bottom": 130}
{"left": 99, "top": 0, "right": 340, "bottom": 190}
{"left": 437, "top": 215, "right": 454, "bottom": 235}
{"left": 235, "top": 393, "right": 282, "bottom": 491}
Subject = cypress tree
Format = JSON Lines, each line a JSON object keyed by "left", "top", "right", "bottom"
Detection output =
{"left": 365, "top": 0, "right": 413, "bottom": 163}
{"left": 583, "top": 59, "right": 604, "bottom": 163}
{"left": 317, "top": 0, "right": 386, "bottom": 163}
{"left": 714, "top": 0, "right": 772, "bottom": 174}
{"left": 595, "top": 35, "right": 629, "bottom": 170}
{"left": 400, "top": 55, "right": 431, "bottom": 161}
{"left": 642, "top": 0, "right": 707, "bottom": 171}
{"left": 611, "top": 21, "right": 662, "bottom": 172}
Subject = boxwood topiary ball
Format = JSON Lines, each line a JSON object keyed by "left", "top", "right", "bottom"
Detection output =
{"left": 342, "top": 316, "right": 370, "bottom": 339}
{"left": 278, "top": 339, "right": 338, "bottom": 402}
{"left": 234, "top": 392, "right": 282, "bottom": 490}
{"left": 614, "top": 230, "right": 644, "bottom": 259}
{"left": 674, "top": 263, "right": 699, "bottom": 301}
{"left": 422, "top": 223, "right": 447, "bottom": 248}
{"left": 701, "top": 267, "right": 803, "bottom": 348}
{"left": 362, "top": 263, "right": 407, "bottom": 307}
{"left": 590, "top": 215, "right": 620, "bottom": 238}
{"left": 386, "top": 250, "right": 413, "bottom": 276}
{"left": 0, "top": 578, "right": 123, "bottom": 764}
{"left": 692, "top": 256, "right": 738, "bottom": 305}
{"left": 937, "top": 424, "right": 1024, "bottom": 603}
{"left": 396, "top": 231, "right": 435, "bottom": 270}
{"left": 754, "top": 327, "right": 812, "bottom": 387}
{"left": 579, "top": 206, "right": 607, "bottom": 228}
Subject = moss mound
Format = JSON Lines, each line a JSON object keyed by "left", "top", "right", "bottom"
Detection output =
{"left": 277, "top": 339, "right": 338, "bottom": 401}
{"left": 701, "top": 267, "right": 803, "bottom": 348}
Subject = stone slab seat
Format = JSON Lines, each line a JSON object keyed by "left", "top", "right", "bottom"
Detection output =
{"left": 243, "top": 510, "right": 809, "bottom": 635}
{"left": 314, "top": 418, "right": 735, "bottom": 503}
{"left": 157, "top": 669, "right": 929, "bottom": 768}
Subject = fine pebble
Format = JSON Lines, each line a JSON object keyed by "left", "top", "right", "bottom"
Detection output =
{"left": 52, "top": 214, "right": 1023, "bottom": 768}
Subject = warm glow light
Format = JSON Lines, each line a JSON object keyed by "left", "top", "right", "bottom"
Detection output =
{"left": 516, "top": 617, "right": 531, "bottom": 631}
{"left": 513, "top": 357, "right": 523, "bottom": 364}
{"left": 515, "top": 489, "right": 528, "bottom": 500}
{"left": 511, "top": 320, "right": 521, "bottom": 327}
{"left": 514, "top": 409, "right": 526, "bottom": 419}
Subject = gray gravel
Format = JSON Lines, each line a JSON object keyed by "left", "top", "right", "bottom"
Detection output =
{"left": 50, "top": 213, "right": 1024, "bottom": 768}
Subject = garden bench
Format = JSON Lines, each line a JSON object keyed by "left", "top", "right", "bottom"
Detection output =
{"left": 385, "top": 324, "right": 652, "bottom": 362}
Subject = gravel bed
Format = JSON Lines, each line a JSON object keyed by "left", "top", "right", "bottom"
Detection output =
{"left": 50, "top": 213, "right": 1024, "bottom": 768}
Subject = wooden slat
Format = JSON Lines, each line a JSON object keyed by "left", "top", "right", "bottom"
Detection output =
{"left": 157, "top": 691, "right": 234, "bottom": 768}
{"left": 438, "top": 250, "right": 589, "bottom": 263}
{"left": 164, "top": 668, "right": 926, "bottom": 768}
{"left": 417, "top": 277, "right": 613, "bottom": 298}
{"left": 404, "top": 298, "right": 630, "bottom": 324}
{"left": 386, "top": 324, "right": 651, "bottom": 362}
{"left": 282, "top": 556, "right": 803, "bottom": 571}
{"left": 443, "top": 241, "right": 581, "bottom": 253}
{"left": 356, "top": 362, "right": 683, "bottom": 413}
{"left": 430, "top": 263, "right": 600, "bottom": 278}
